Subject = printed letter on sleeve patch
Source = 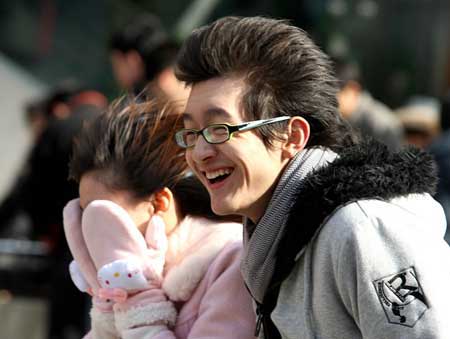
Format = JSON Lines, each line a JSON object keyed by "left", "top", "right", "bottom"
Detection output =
{"left": 373, "top": 266, "right": 428, "bottom": 327}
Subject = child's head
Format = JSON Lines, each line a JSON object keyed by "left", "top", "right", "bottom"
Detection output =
{"left": 70, "top": 97, "right": 217, "bottom": 234}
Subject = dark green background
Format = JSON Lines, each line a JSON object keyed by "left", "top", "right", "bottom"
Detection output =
{"left": 1, "top": 0, "right": 449, "bottom": 107}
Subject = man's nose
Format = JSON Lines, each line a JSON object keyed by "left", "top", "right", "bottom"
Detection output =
{"left": 191, "top": 134, "right": 216, "bottom": 162}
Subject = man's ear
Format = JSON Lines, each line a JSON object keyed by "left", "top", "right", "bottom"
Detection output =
{"left": 151, "top": 187, "right": 174, "bottom": 214}
{"left": 282, "top": 116, "right": 310, "bottom": 159}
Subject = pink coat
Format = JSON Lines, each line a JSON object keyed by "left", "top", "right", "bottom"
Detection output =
{"left": 166, "top": 241, "right": 255, "bottom": 338}
{"left": 82, "top": 215, "right": 256, "bottom": 338}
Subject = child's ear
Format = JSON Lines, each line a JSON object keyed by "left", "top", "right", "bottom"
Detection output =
{"left": 282, "top": 116, "right": 310, "bottom": 159}
{"left": 152, "top": 187, "right": 174, "bottom": 213}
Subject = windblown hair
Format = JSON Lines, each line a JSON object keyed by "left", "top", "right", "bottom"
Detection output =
{"left": 175, "top": 16, "right": 356, "bottom": 150}
{"left": 70, "top": 97, "right": 220, "bottom": 219}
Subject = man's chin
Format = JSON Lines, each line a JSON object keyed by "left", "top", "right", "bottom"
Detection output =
{"left": 211, "top": 201, "right": 236, "bottom": 217}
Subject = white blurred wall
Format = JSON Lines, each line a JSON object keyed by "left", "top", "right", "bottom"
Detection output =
{"left": 0, "top": 53, "right": 46, "bottom": 199}
{"left": 0, "top": 54, "right": 47, "bottom": 339}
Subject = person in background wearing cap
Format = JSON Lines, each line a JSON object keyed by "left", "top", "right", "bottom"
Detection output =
{"left": 396, "top": 97, "right": 441, "bottom": 149}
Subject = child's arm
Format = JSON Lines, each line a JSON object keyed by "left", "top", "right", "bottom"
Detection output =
{"left": 63, "top": 199, "right": 119, "bottom": 339}
{"left": 81, "top": 200, "right": 177, "bottom": 339}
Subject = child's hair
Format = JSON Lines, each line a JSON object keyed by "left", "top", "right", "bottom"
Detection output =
{"left": 69, "top": 97, "right": 221, "bottom": 220}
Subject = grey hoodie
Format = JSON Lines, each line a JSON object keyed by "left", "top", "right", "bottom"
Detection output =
{"left": 250, "top": 141, "right": 450, "bottom": 338}
{"left": 272, "top": 194, "right": 450, "bottom": 338}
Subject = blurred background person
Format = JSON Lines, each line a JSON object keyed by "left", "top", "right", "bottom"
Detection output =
{"left": 395, "top": 95, "right": 449, "bottom": 243}
{"left": 440, "top": 90, "right": 450, "bottom": 131}
{"left": 429, "top": 135, "right": 450, "bottom": 244}
{"left": 395, "top": 96, "right": 441, "bottom": 149}
{"left": 24, "top": 98, "right": 48, "bottom": 142}
{"left": 428, "top": 93, "right": 450, "bottom": 243}
{"left": 109, "top": 12, "right": 190, "bottom": 104}
{"left": 0, "top": 83, "right": 108, "bottom": 339}
{"left": 0, "top": 81, "right": 85, "bottom": 238}
{"left": 334, "top": 57, "right": 404, "bottom": 150}
{"left": 31, "top": 87, "right": 107, "bottom": 339}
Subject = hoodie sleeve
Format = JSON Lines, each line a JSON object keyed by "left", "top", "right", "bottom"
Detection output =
{"left": 330, "top": 198, "right": 450, "bottom": 339}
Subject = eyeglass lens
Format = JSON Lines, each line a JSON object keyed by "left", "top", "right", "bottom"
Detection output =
{"left": 204, "top": 125, "right": 229, "bottom": 143}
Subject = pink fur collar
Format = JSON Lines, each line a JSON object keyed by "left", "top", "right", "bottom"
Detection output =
{"left": 162, "top": 215, "right": 242, "bottom": 301}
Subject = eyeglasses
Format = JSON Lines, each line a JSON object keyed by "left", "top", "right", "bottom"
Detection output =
{"left": 174, "top": 116, "right": 291, "bottom": 149}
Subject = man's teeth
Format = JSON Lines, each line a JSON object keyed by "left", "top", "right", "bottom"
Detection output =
{"left": 205, "top": 169, "right": 232, "bottom": 180}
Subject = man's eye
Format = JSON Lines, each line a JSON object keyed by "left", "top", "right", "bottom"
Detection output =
{"left": 209, "top": 126, "right": 228, "bottom": 136}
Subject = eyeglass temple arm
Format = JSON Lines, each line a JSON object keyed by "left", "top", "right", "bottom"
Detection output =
{"left": 237, "top": 116, "right": 291, "bottom": 132}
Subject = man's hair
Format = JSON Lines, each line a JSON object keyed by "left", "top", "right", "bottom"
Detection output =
{"left": 110, "top": 13, "right": 179, "bottom": 81}
{"left": 175, "top": 16, "right": 355, "bottom": 149}
{"left": 69, "top": 97, "right": 220, "bottom": 219}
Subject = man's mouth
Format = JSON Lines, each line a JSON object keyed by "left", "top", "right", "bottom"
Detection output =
{"left": 204, "top": 168, "right": 233, "bottom": 185}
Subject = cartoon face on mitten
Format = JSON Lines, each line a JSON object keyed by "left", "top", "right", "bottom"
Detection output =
{"left": 97, "top": 258, "right": 149, "bottom": 291}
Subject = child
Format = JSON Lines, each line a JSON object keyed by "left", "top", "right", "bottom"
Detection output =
{"left": 63, "top": 98, "right": 255, "bottom": 338}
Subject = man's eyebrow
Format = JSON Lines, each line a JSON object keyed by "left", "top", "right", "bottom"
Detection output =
{"left": 182, "top": 108, "right": 233, "bottom": 123}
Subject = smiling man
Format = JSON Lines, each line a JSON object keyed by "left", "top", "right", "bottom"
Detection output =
{"left": 174, "top": 16, "right": 450, "bottom": 339}
{"left": 177, "top": 76, "right": 295, "bottom": 222}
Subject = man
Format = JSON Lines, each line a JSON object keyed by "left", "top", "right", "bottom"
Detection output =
{"left": 334, "top": 58, "right": 404, "bottom": 151}
{"left": 109, "top": 13, "right": 189, "bottom": 103}
{"left": 173, "top": 16, "right": 450, "bottom": 338}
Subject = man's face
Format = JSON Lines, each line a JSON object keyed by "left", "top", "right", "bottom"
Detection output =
{"left": 183, "top": 76, "right": 289, "bottom": 222}
{"left": 110, "top": 50, "right": 143, "bottom": 90}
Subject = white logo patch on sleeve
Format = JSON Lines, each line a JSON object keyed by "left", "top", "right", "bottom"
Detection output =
{"left": 373, "top": 266, "right": 428, "bottom": 327}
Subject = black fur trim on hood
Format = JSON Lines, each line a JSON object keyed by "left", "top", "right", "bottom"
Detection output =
{"left": 273, "top": 140, "right": 438, "bottom": 281}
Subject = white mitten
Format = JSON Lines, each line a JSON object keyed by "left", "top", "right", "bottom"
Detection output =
{"left": 81, "top": 200, "right": 176, "bottom": 338}
{"left": 69, "top": 260, "right": 90, "bottom": 293}
{"left": 63, "top": 199, "right": 119, "bottom": 339}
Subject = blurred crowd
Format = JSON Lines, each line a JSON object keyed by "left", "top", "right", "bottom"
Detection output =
{"left": 0, "top": 13, "right": 188, "bottom": 339}
{"left": 333, "top": 57, "right": 450, "bottom": 243}
{"left": 0, "top": 11, "right": 449, "bottom": 339}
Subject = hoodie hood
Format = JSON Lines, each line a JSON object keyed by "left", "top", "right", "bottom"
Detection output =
{"left": 276, "top": 140, "right": 439, "bottom": 279}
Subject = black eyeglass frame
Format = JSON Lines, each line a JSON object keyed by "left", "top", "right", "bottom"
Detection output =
{"left": 174, "top": 116, "right": 291, "bottom": 149}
